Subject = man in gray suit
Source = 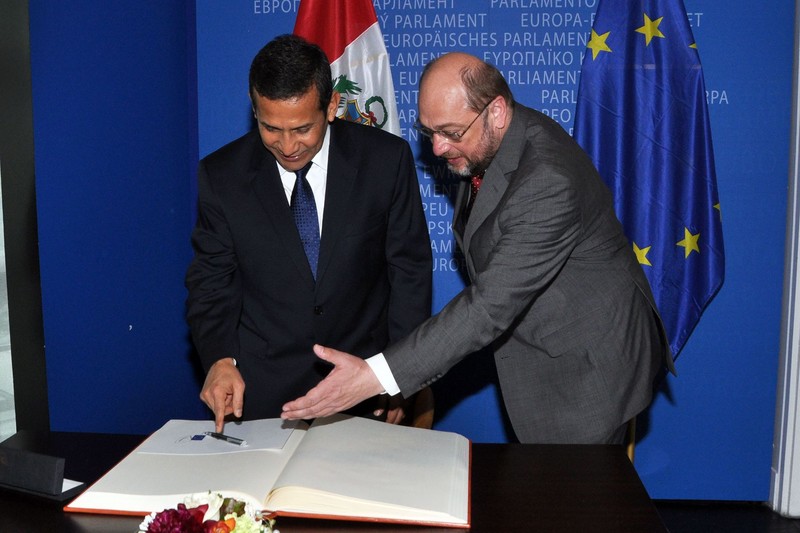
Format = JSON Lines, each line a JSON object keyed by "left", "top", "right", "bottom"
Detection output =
{"left": 282, "top": 52, "right": 674, "bottom": 444}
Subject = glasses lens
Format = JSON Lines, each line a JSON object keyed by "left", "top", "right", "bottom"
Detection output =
{"left": 413, "top": 122, "right": 431, "bottom": 138}
{"left": 413, "top": 122, "right": 464, "bottom": 142}
{"left": 420, "top": 127, "right": 459, "bottom": 141}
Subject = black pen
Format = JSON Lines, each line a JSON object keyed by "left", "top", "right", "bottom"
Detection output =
{"left": 204, "top": 431, "right": 247, "bottom": 446}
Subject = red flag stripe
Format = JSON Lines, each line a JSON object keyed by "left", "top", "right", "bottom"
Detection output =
{"left": 293, "top": 0, "right": 378, "bottom": 62}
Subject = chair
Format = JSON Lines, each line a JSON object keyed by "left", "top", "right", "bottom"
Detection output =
{"left": 625, "top": 417, "right": 636, "bottom": 463}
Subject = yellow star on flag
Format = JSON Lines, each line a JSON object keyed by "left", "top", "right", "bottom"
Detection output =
{"left": 633, "top": 242, "right": 652, "bottom": 266}
{"left": 677, "top": 227, "right": 700, "bottom": 258}
{"left": 587, "top": 29, "right": 612, "bottom": 60}
{"left": 635, "top": 13, "right": 665, "bottom": 46}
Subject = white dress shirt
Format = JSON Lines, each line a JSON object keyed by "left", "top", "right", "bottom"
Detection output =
{"left": 367, "top": 354, "right": 401, "bottom": 396}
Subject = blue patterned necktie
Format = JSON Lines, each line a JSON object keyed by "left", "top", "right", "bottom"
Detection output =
{"left": 290, "top": 162, "right": 319, "bottom": 279}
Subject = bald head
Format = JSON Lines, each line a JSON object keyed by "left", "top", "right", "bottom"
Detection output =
{"left": 421, "top": 52, "right": 483, "bottom": 90}
{"left": 420, "top": 52, "right": 513, "bottom": 115}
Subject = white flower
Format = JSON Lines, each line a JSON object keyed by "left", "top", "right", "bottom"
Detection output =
{"left": 183, "top": 491, "right": 224, "bottom": 521}
{"left": 225, "top": 512, "right": 261, "bottom": 533}
{"left": 137, "top": 511, "right": 156, "bottom": 532}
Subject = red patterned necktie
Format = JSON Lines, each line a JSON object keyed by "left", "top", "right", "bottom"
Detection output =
{"left": 464, "top": 171, "right": 485, "bottom": 220}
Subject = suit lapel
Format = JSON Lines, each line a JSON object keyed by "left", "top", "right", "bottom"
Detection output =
{"left": 249, "top": 141, "right": 316, "bottom": 288}
{"left": 461, "top": 108, "right": 526, "bottom": 271}
{"left": 463, "top": 166, "right": 504, "bottom": 246}
{"left": 452, "top": 179, "right": 469, "bottom": 253}
{"left": 317, "top": 123, "right": 357, "bottom": 286}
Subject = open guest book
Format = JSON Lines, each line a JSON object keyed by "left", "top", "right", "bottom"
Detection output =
{"left": 64, "top": 413, "right": 471, "bottom": 528}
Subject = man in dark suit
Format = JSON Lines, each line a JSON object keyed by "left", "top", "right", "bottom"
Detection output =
{"left": 185, "top": 35, "right": 431, "bottom": 432}
{"left": 282, "top": 52, "right": 675, "bottom": 444}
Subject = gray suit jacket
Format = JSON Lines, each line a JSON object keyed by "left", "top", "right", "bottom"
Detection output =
{"left": 385, "top": 104, "right": 672, "bottom": 443}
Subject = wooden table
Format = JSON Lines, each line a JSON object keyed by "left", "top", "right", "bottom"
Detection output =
{"left": 0, "top": 431, "right": 666, "bottom": 532}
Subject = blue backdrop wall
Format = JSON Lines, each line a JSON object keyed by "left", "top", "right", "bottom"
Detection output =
{"left": 28, "top": 0, "right": 208, "bottom": 429}
{"left": 26, "top": 0, "right": 794, "bottom": 501}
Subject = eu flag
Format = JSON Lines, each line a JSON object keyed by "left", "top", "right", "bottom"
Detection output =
{"left": 573, "top": 0, "right": 724, "bottom": 359}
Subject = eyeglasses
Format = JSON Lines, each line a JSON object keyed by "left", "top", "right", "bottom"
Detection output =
{"left": 413, "top": 100, "right": 492, "bottom": 143}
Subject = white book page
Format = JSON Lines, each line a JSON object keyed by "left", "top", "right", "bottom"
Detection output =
{"left": 136, "top": 419, "right": 299, "bottom": 455}
{"left": 66, "top": 420, "right": 309, "bottom": 514}
{"left": 268, "top": 415, "right": 469, "bottom": 522}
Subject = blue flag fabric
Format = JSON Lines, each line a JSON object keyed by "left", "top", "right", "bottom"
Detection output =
{"left": 573, "top": 0, "right": 724, "bottom": 359}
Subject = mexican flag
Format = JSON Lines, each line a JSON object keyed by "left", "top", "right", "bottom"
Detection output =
{"left": 294, "top": 0, "right": 400, "bottom": 135}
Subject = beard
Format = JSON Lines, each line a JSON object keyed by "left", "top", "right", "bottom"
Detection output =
{"left": 443, "top": 118, "right": 500, "bottom": 177}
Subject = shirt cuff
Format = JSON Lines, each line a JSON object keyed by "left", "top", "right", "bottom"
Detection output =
{"left": 366, "top": 353, "right": 401, "bottom": 396}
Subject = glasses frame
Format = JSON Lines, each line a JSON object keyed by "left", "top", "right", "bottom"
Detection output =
{"left": 414, "top": 99, "right": 493, "bottom": 143}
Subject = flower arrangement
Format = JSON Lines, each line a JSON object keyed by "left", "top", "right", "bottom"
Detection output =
{"left": 137, "top": 492, "right": 278, "bottom": 533}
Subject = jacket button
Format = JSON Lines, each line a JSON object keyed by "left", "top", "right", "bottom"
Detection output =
{"left": 314, "top": 306, "right": 323, "bottom": 315}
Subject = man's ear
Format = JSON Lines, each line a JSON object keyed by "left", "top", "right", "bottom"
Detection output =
{"left": 488, "top": 96, "right": 509, "bottom": 131}
{"left": 326, "top": 91, "right": 340, "bottom": 122}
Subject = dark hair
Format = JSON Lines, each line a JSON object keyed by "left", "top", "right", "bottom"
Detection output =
{"left": 249, "top": 34, "right": 333, "bottom": 111}
{"left": 420, "top": 56, "right": 514, "bottom": 112}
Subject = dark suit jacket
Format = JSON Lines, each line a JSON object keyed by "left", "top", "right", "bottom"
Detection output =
{"left": 185, "top": 119, "right": 432, "bottom": 418}
{"left": 385, "top": 104, "right": 673, "bottom": 443}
